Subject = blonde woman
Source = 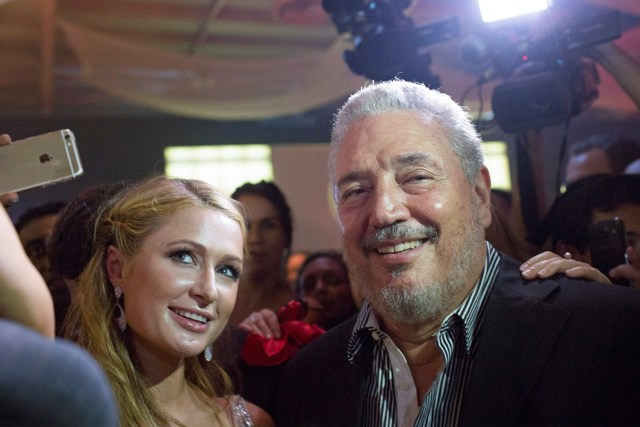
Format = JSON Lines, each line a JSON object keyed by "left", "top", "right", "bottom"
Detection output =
{"left": 65, "top": 176, "right": 273, "bottom": 426}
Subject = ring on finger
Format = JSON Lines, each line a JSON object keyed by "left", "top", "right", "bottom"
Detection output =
{"left": 563, "top": 252, "right": 573, "bottom": 260}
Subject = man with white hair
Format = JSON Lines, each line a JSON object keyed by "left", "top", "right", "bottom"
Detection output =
{"left": 274, "top": 80, "right": 640, "bottom": 426}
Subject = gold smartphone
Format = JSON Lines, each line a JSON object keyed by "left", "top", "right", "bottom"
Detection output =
{"left": 0, "top": 129, "right": 83, "bottom": 193}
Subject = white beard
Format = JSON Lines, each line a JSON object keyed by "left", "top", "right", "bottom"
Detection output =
{"left": 346, "top": 201, "right": 486, "bottom": 326}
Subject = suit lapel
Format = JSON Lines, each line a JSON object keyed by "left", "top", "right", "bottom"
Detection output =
{"left": 317, "top": 317, "right": 370, "bottom": 426}
{"left": 459, "top": 255, "right": 570, "bottom": 425}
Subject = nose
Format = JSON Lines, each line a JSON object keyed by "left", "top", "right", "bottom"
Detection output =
{"left": 246, "top": 222, "right": 262, "bottom": 244}
{"left": 191, "top": 268, "right": 219, "bottom": 306}
{"left": 308, "top": 278, "right": 327, "bottom": 296}
{"left": 369, "top": 180, "right": 410, "bottom": 228}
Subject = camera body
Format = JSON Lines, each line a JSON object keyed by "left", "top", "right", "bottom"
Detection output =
{"left": 487, "top": 10, "right": 620, "bottom": 133}
{"left": 322, "top": 0, "right": 457, "bottom": 88}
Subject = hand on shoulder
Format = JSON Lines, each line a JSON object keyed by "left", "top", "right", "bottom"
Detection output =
{"left": 520, "top": 251, "right": 611, "bottom": 284}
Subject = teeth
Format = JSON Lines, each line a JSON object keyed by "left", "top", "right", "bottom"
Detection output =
{"left": 174, "top": 309, "right": 207, "bottom": 323}
{"left": 377, "top": 240, "right": 422, "bottom": 254}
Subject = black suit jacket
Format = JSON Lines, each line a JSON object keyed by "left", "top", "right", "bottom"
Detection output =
{"left": 274, "top": 253, "right": 640, "bottom": 426}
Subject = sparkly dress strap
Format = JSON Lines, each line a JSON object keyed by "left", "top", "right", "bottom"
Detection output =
{"left": 230, "top": 395, "right": 253, "bottom": 427}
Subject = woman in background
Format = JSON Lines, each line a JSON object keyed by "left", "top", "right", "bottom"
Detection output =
{"left": 239, "top": 250, "right": 359, "bottom": 337}
{"left": 229, "top": 181, "right": 294, "bottom": 326}
{"left": 65, "top": 176, "right": 273, "bottom": 427}
{"left": 235, "top": 250, "right": 358, "bottom": 415}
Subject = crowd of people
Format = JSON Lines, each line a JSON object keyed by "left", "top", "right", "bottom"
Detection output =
{"left": 2, "top": 77, "right": 640, "bottom": 426}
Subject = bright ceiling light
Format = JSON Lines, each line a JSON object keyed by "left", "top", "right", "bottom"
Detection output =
{"left": 478, "top": 0, "right": 552, "bottom": 23}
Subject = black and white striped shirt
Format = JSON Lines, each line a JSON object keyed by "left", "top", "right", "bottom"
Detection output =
{"left": 347, "top": 242, "right": 501, "bottom": 427}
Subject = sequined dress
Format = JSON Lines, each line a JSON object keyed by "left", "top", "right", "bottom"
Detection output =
{"left": 229, "top": 395, "right": 253, "bottom": 427}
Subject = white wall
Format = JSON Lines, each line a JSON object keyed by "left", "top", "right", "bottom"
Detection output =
{"left": 272, "top": 143, "right": 342, "bottom": 253}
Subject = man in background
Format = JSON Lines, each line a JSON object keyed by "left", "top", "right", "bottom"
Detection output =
{"left": 15, "top": 201, "right": 69, "bottom": 334}
{"left": 15, "top": 201, "right": 66, "bottom": 284}
{"left": 564, "top": 133, "right": 640, "bottom": 186}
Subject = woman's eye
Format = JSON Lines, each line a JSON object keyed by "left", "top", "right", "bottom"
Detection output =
{"left": 170, "top": 250, "right": 196, "bottom": 265}
{"left": 255, "top": 219, "right": 280, "bottom": 233}
{"left": 217, "top": 265, "right": 241, "bottom": 281}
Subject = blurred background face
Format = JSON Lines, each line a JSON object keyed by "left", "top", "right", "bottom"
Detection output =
{"left": 18, "top": 213, "right": 59, "bottom": 283}
{"left": 299, "top": 256, "right": 356, "bottom": 329}
{"left": 236, "top": 194, "right": 288, "bottom": 277}
{"left": 565, "top": 149, "right": 611, "bottom": 185}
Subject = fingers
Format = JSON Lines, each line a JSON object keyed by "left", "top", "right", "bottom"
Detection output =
{"left": 0, "top": 133, "right": 11, "bottom": 146}
{"left": 0, "top": 192, "right": 19, "bottom": 208}
{"left": 626, "top": 246, "right": 640, "bottom": 267}
{"left": 609, "top": 247, "right": 640, "bottom": 288}
{"left": 520, "top": 251, "right": 568, "bottom": 279}
{"left": 520, "top": 251, "right": 611, "bottom": 284}
{"left": 520, "top": 251, "right": 558, "bottom": 272}
{"left": 0, "top": 134, "right": 19, "bottom": 208}
{"left": 238, "top": 309, "right": 282, "bottom": 339}
{"left": 563, "top": 266, "right": 611, "bottom": 284}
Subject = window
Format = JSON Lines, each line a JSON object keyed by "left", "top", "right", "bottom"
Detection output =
{"left": 164, "top": 145, "right": 273, "bottom": 195}
{"left": 482, "top": 141, "right": 511, "bottom": 191}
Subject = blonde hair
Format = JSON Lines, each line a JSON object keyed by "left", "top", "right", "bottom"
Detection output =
{"left": 65, "top": 176, "right": 247, "bottom": 426}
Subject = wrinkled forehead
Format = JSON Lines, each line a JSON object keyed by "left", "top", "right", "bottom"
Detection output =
{"left": 331, "top": 112, "right": 457, "bottom": 199}
{"left": 336, "top": 115, "right": 455, "bottom": 170}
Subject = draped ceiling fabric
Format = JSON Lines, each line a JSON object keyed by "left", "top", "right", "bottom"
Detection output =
{"left": 58, "top": 20, "right": 366, "bottom": 121}
{"left": 59, "top": 0, "right": 639, "bottom": 121}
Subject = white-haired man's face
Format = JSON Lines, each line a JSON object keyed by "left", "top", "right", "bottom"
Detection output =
{"left": 334, "top": 110, "right": 492, "bottom": 327}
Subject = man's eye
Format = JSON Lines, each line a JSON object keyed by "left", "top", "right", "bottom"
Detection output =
{"left": 405, "top": 173, "right": 432, "bottom": 183}
{"left": 341, "top": 187, "right": 365, "bottom": 202}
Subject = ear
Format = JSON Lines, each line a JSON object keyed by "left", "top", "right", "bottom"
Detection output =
{"left": 474, "top": 165, "right": 493, "bottom": 229}
{"left": 106, "top": 245, "right": 126, "bottom": 289}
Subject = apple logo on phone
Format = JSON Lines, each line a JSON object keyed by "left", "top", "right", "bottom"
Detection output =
{"left": 39, "top": 153, "right": 52, "bottom": 163}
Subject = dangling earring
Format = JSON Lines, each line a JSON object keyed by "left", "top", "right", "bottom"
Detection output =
{"left": 114, "top": 286, "right": 127, "bottom": 332}
{"left": 204, "top": 344, "right": 213, "bottom": 362}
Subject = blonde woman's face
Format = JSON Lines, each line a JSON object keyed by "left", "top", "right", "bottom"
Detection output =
{"left": 108, "top": 206, "right": 243, "bottom": 362}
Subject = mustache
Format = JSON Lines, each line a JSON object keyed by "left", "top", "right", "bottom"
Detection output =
{"left": 361, "top": 223, "right": 439, "bottom": 250}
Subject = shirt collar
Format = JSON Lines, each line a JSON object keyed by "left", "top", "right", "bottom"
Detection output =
{"left": 347, "top": 242, "right": 500, "bottom": 361}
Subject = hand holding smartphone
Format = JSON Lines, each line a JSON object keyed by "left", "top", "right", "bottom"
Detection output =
{"left": 0, "top": 129, "right": 83, "bottom": 194}
{"left": 588, "top": 217, "right": 631, "bottom": 286}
